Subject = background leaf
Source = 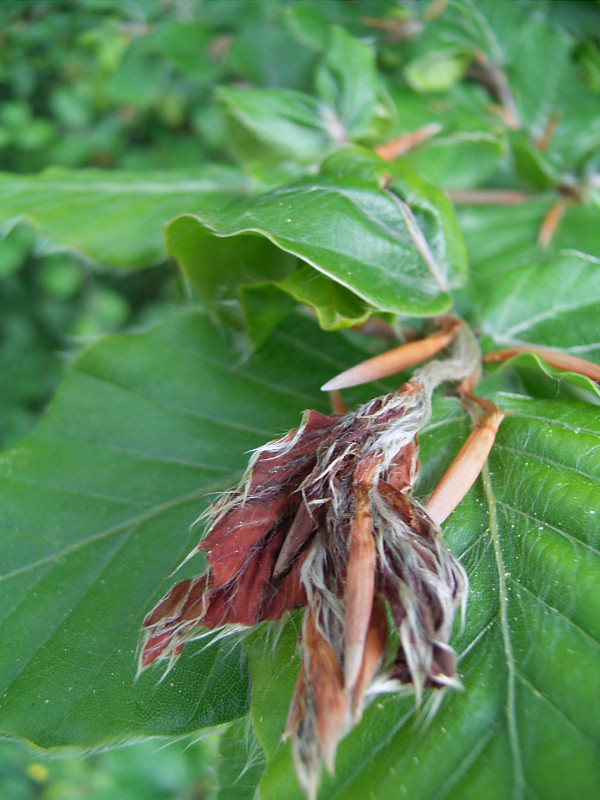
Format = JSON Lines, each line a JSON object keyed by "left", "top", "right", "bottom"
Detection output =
{"left": 479, "top": 251, "right": 600, "bottom": 361}
{"left": 456, "top": 197, "right": 600, "bottom": 301}
{"left": 255, "top": 393, "right": 600, "bottom": 799}
{"left": 313, "top": 26, "right": 382, "bottom": 140}
{"left": 0, "top": 166, "right": 248, "bottom": 267}
{"left": 219, "top": 25, "right": 388, "bottom": 166}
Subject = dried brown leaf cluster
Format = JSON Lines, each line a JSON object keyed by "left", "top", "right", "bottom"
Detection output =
{"left": 140, "top": 379, "right": 467, "bottom": 798}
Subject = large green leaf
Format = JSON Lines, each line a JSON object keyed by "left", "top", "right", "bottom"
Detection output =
{"left": 166, "top": 147, "right": 467, "bottom": 332}
{"left": 0, "top": 165, "right": 248, "bottom": 267}
{"left": 479, "top": 252, "right": 600, "bottom": 362}
{"left": 0, "top": 309, "right": 378, "bottom": 748}
{"left": 255, "top": 393, "right": 600, "bottom": 799}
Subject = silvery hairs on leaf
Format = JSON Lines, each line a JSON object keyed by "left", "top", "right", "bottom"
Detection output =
{"left": 140, "top": 328, "right": 477, "bottom": 799}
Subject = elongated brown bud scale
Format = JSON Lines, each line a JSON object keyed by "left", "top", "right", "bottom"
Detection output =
{"left": 484, "top": 347, "right": 600, "bottom": 383}
{"left": 374, "top": 123, "right": 441, "bottom": 161}
{"left": 272, "top": 501, "right": 316, "bottom": 579}
{"left": 321, "top": 318, "right": 461, "bottom": 391}
{"left": 284, "top": 656, "right": 308, "bottom": 740}
{"left": 538, "top": 198, "right": 569, "bottom": 249}
{"left": 305, "top": 613, "right": 348, "bottom": 775}
{"left": 344, "top": 457, "right": 379, "bottom": 691}
{"left": 426, "top": 403, "right": 504, "bottom": 525}
{"left": 445, "top": 189, "right": 531, "bottom": 205}
{"left": 350, "top": 597, "right": 388, "bottom": 721}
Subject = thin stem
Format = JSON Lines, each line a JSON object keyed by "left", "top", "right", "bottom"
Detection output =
{"left": 446, "top": 189, "right": 532, "bottom": 205}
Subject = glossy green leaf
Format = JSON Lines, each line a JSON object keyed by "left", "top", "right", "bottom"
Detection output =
{"left": 479, "top": 252, "right": 600, "bottom": 362}
{"left": 483, "top": 352, "right": 600, "bottom": 403}
{"left": 167, "top": 148, "right": 467, "bottom": 327}
{"left": 0, "top": 166, "right": 249, "bottom": 267}
{"left": 256, "top": 393, "right": 600, "bottom": 799}
{"left": 0, "top": 310, "right": 378, "bottom": 749}
{"left": 247, "top": 617, "right": 304, "bottom": 761}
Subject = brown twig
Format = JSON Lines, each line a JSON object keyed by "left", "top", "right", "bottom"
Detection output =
{"left": 469, "top": 52, "right": 520, "bottom": 129}
{"left": 445, "top": 189, "right": 532, "bottom": 205}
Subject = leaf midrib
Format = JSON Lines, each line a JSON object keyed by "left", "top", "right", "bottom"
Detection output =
{"left": 482, "top": 460, "right": 525, "bottom": 800}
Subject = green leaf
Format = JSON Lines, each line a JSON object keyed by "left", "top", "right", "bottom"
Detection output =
{"left": 219, "top": 27, "right": 389, "bottom": 166}
{"left": 314, "top": 26, "right": 380, "bottom": 140}
{"left": 509, "top": 130, "right": 562, "bottom": 190}
{"left": 0, "top": 166, "right": 249, "bottom": 268}
{"left": 217, "top": 718, "right": 266, "bottom": 800}
{"left": 454, "top": 195, "right": 600, "bottom": 287}
{"left": 0, "top": 310, "right": 377, "bottom": 748}
{"left": 553, "top": 197, "right": 600, "bottom": 257}
{"left": 240, "top": 283, "right": 297, "bottom": 350}
{"left": 167, "top": 147, "right": 467, "bottom": 330}
{"left": 256, "top": 393, "right": 600, "bottom": 799}
{"left": 483, "top": 352, "right": 600, "bottom": 403}
{"left": 415, "top": 1, "right": 599, "bottom": 170}
{"left": 401, "top": 131, "right": 504, "bottom": 190}
{"left": 247, "top": 617, "right": 303, "bottom": 761}
{"left": 276, "top": 265, "right": 371, "bottom": 330}
{"left": 506, "top": 21, "right": 574, "bottom": 137}
{"left": 479, "top": 251, "right": 600, "bottom": 362}
{"left": 457, "top": 199, "right": 551, "bottom": 289}
{"left": 404, "top": 49, "right": 471, "bottom": 93}
{"left": 219, "top": 88, "right": 331, "bottom": 163}
{"left": 151, "top": 20, "right": 221, "bottom": 82}
{"left": 228, "top": 20, "right": 315, "bottom": 89}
